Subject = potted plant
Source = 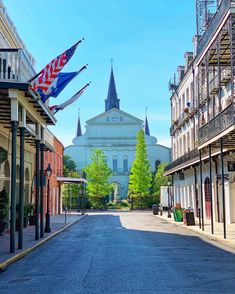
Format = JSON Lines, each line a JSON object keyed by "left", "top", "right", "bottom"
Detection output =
{"left": 24, "top": 203, "right": 34, "bottom": 227}
{"left": 184, "top": 107, "right": 189, "bottom": 113}
{"left": 28, "top": 203, "right": 36, "bottom": 225}
{"left": 173, "top": 120, "right": 178, "bottom": 126}
{"left": 0, "top": 188, "right": 9, "bottom": 236}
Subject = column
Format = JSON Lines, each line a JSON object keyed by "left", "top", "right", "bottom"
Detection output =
{"left": 220, "top": 138, "right": 226, "bottom": 239}
{"left": 35, "top": 124, "right": 41, "bottom": 240}
{"left": 40, "top": 127, "right": 45, "bottom": 238}
{"left": 10, "top": 98, "right": 18, "bottom": 253}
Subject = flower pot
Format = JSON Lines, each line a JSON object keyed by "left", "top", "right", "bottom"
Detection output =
{"left": 0, "top": 220, "right": 8, "bottom": 236}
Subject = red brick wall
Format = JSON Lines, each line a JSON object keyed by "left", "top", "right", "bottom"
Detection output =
{"left": 44, "top": 136, "right": 64, "bottom": 215}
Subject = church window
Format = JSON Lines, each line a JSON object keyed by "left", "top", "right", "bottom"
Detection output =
{"left": 113, "top": 156, "right": 118, "bottom": 172}
{"left": 123, "top": 156, "right": 128, "bottom": 172}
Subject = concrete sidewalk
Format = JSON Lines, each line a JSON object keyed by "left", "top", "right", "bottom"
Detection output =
{"left": 156, "top": 210, "right": 235, "bottom": 250}
{"left": 0, "top": 212, "right": 86, "bottom": 270}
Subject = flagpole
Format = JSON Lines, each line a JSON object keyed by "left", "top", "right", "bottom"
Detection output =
{"left": 28, "top": 38, "right": 85, "bottom": 83}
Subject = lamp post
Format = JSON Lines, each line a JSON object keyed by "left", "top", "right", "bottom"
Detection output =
{"left": 167, "top": 181, "right": 171, "bottom": 218}
{"left": 45, "top": 163, "right": 52, "bottom": 233}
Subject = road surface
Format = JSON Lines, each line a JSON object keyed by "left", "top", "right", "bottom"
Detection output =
{"left": 0, "top": 211, "right": 235, "bottom": 293}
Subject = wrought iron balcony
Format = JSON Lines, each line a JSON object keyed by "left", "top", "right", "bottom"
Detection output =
{"left": 164, "top": 148, "right": 199, "bottom": 173}
{"left": 197, "top": 0, "right": 235, "bottom": 57}
{"left": 198, "top": 103, "right": 234, "bottom": 145}
{"left": 0, "top": 48, "right": 35, "bottom": 82}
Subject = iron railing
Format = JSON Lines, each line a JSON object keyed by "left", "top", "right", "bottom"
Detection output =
{"left": 0, "top": 48, "right": 35, "bottom": 82}
{"left": 198, "top": 103, "right": 234, "bottom": 145}
{"left": 197, "top": 0, "right": 235, "bottom": 57}
{"left": 164, "top": 148, "right": 199, "bottom": 172}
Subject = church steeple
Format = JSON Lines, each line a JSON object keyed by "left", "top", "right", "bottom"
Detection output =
{"left": 105, "top": 64, "right": 120, "bottom": 112}
{"left": 145, "top": 108, "right": 150, "bottom": 136}
{"left": 76, "top": 109, "right": 82, "bottom": 137}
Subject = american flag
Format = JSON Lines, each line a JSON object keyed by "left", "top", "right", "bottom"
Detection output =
{"left": 30, "top": 40, "right": 83, "bottom": 92}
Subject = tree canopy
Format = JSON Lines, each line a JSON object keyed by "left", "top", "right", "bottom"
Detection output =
{"left": 63, "top": 154, "right": 77, "bottom": 176}
{"left": 84, "top": 149, "right": 112, "bottom": 198}
{"left": 153, "top": 163, "right": 169, "bottom": 196}
{"left": 128, "top": 129, "right": 152, "bottom": 196}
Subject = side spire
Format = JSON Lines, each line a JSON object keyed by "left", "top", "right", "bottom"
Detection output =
{"left": 145, "top": 107, "right": 150, "bottom": 136}
{"left": 76, "top": 108, "right": 82, "bottom": 137}
{"left": 105, "top": 60, "right": 120, "bottom": 111}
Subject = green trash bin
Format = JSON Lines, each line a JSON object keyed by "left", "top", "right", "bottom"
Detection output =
{"left": 174, "top": 208, "right": 184, "bottom": 222}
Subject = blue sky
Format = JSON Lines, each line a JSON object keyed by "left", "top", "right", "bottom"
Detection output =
{"left": 4, "top": 0, "right": 196, "bottom": 147}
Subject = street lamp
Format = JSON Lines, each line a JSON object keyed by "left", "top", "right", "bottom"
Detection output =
{"left": 45, "top": 163, "right": 52, "bottom": 233}
{"left": 167, "top": 180, "right": 171, "bottom": 218}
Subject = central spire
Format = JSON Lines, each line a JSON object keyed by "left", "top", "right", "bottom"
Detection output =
{"left": 105, "top": 64, "right": 120, "bottom": 112}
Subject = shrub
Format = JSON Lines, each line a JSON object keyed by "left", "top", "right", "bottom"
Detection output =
{"left": 0, "top": 188, "right": 9, "bottom": 220}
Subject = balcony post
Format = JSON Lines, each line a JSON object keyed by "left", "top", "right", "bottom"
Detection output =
{"left": 217, "top": 39, "right": 222, "bottom": 112}
{"left": 209, "top": 144, "right": 214, "bottom": 234}
{"left": 35, "top": 124, "right": 41, "bottom": 240}
{"left": 220, "top": 138, "right": 226, "bottom": 239}
{"left": 205, "top": 53, "right": 210, "bottom": 121}
{"left": 10, "top": 97, "right": 18, "bottom": 253}
{"left": 199, "top": 150, "right": 204, "bottom": 231}
{"left": 229, "top": 15, "right": 235, "bottom": 100}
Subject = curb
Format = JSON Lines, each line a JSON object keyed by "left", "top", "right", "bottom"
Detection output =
{"left": 0, "top": 214, "right": 87, "bottom": 271}
{"left": 155, "top": 214, "right": 235, "bottom": 251}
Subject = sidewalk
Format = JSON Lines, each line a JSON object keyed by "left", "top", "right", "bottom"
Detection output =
{"left": 156, "top": 210, "right": 235, "bottom": 250}
{"left": 0, "top": 212, "right": 86, "bottom": 270}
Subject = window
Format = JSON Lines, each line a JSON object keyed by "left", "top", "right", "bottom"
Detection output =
{"left": 113, "top": 156, "right": 117, "bottom": 172}
{"left": 123, "top": 156, "right": 128, "bottom": 172}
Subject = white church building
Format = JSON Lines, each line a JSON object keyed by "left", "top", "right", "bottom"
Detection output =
{"left": 65, "top": 67, "right": 171, "bottom": 199}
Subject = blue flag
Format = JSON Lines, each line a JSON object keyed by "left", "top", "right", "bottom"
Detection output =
{"left": 38, "top": 65, "right": 87, "bottom": 102}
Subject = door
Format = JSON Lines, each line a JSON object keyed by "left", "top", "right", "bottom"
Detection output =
{"left": 204, "top": 177, "right": 211, "bottom": 219}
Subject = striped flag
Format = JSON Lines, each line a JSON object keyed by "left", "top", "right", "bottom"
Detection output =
{"left": 30, "top": 39, "right": 83, "bottom": 92}
{"left": 50, "top": 82, "right": 90, "bottom": 114}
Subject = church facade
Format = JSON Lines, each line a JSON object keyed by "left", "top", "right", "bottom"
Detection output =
{"left": 65, "top": 68, "right": 171, "bottom": 199}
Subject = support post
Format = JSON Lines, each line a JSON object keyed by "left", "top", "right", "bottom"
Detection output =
{"left": 220, "top": 138, "right": 226, "bottom": 239}
{"left": 10, "top": 121, "right": 17, "bottom": 253}
{"left": 40, "top": 143, "right": 45, "bottom": 238}
{"left": 18, "top": 127, "right": 25, "bottom": 249}
{"left": 35, "top": 139, "right": 40, "bottom": 240}
{"left": 209, "top": 144, "right": 214, "bottom": 234}
{"left": 199, "top": 150, "right": 204, "bottom": 231}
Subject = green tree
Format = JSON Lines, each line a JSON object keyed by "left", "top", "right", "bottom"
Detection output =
{"left": 63, "top": 154, "right": 77, "bottom": 176}
{"left": 153, "top": 163, "right": 169, "bottom": 196}
{"left": 128, "top": 129, "right": 152, "bottom": 197}
{"left": 84, "top": 149, "right": 112, "bottom": 202}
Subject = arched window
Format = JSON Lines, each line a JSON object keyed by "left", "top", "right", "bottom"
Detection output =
{"left": 123, "top": 156, "right": 128, "bottom": 172}
{"left": 113, "top": 156, "right": 117, "bottom": 172}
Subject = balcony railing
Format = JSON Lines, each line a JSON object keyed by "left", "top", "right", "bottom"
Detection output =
{"left": 198, "top": 103, "right": 234, "bottom": 145}
{"left": 164, "top": 148, "right": 199, "bottom": 172}
{"left": 197, "top": 0, "right": 235, "bottom": 57}
{"left": 0, "top": 48, "right": 36, "bottom": 82}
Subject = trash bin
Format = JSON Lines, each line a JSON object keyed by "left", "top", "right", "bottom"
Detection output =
{"left": 183, "top": 208, "right": 195, "bottom": 226}
{"left": 152, "top": 204, "right": 159, "bottom": 215}
{"left": 174, "top": 208, "right": 184, "bottom": 222}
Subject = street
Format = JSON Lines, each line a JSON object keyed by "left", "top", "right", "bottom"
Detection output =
{"left": 0, "top": 211, "right": 235, "bottom": 293}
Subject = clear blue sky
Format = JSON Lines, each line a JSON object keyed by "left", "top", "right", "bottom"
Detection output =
{"left": 4, "top": 0, "right": 196, "bottom": 147}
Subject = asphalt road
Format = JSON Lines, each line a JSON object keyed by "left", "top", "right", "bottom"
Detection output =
{"left": 0, "top": 211, "right": 235, "bottom": 294}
